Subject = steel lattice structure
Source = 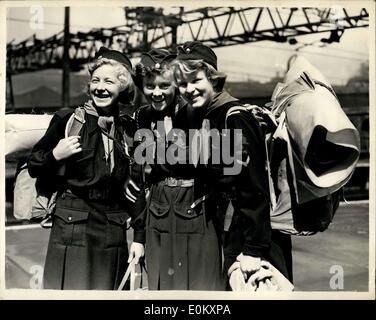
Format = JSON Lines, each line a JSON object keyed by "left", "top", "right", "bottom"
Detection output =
{"left": 7, "top": 6, "right": 369, "bottom": 74}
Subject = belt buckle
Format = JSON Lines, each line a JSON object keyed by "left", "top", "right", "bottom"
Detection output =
{"left": 88, "top": 188, "right": 108, "bottom": 200}
{"left": 167, "top": 177, "right": 178, "bottom": 187}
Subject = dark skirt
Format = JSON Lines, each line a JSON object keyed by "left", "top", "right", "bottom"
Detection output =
{"left": 43, "top": 192, "right": 129, "bottom": 290}
{"left": 145, "top": 181, "right": 225, "bottom": 290}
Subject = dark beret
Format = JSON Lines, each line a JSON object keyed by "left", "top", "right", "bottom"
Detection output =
{"left": 177, "top": 41, "right": 217, "bottom": 70}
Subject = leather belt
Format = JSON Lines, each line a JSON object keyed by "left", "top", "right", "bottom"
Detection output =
{"left": 64, "top": 188, "right": 110, "bottom": 201}
{"left": 164, "top": 177, "right": 194, "bottom": 187}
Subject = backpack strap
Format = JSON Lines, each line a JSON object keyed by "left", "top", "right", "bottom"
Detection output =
{"left": 225, "top": 104, "right": 257, "bottom": 129}
{"left": 56, "top": 107, "right": 86, "bottom": 177}
{"left": 65, "top": 107, "right": 86, "bottom": 137}
{"left": 225, "top": 104, "right": 278, "bottom": 131}
{"left": 224, "top": 103, "right": 278, "bottom": 210}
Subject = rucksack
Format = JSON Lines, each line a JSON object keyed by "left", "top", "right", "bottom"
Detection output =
{"left": 225, "top": 71, "right": 360, "bottom": 236}
{"left": 13, "top": 107, "right": 86, "bottom": 225}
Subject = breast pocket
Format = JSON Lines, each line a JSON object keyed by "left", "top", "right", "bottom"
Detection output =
{"left": 71, "top": 148, "right": 95, "bottom": 179}
{"left": 52, "top": 207, "right": 89, "bottom": 247}
{"left": 174, "top": 203, "right": 205, "bottom": 234}
{"left": 105, "top": 211, "right": 128, "bottom": 248}
{"left": 148, "top": 200, "right": 170, "bottom": 233}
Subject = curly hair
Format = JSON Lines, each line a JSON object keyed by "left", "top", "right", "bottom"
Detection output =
{"left": 87, "top": 57, "right": 135, "bottom": 104}
{"left": 170, "top": 59, "right": 227, "bottom": 92}
{"left": 134, "top": 61, "right": 177, "bottom": 91}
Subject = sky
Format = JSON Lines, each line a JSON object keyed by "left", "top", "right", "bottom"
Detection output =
{"left": 5, "top": 5, "right": 370, "bottom": 85}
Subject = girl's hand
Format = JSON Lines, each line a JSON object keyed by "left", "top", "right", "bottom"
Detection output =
{"left": 237, "top": 253, "right": 262, "bottom": 280}
{"left": 53, "top": 136, "right": 82, "bottom": 161}
{"left": 128, "top": 242, "right": 145, "bottom": 264}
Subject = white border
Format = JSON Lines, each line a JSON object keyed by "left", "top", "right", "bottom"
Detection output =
{"left": 1, "top": 0, "right": 375, "bottom": 301}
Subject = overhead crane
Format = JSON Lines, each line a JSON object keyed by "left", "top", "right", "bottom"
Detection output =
{"left": 7, "top": 7, "right": 369, "bottom": 74}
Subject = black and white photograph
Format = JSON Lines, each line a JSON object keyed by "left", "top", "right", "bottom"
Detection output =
{"left": 1, "top": 0, "right": 374, "bottom": 301}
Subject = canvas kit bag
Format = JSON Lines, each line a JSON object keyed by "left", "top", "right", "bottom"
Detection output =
{"left": 10, "top": 107, "right": 86, "bottom": 223}
{"left": 225, "top": 56, "right": 360, "bottom": 235}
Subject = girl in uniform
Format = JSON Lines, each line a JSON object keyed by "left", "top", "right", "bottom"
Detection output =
{"left": 171, "top": 41, "right": 292, "bottom": 287}
{"left": 28, "top": 47, "right": 145, "bottom": 290}
{"left": 133, "top": 48, "right": 224, "bottom": 290}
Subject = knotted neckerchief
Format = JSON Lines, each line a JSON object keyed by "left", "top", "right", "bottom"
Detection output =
{"left": 191, "top": 91, "right": 238, "bottom": 167}
{"left": 163, "top": 115, "right": 173, "bottom": 136}
{"left": 191, "top": 118, "right": 211, "bottom": 167}
{"left": 84, "top": 101, "right": 116, "bottom": 172}
{"left": 150, "top": 105, "right": 174, "bottom": 139}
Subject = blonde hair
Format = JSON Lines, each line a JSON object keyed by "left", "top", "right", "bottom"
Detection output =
{"left": 88, "top": 57, "right": 135, "bottom": 103}
{"left": 170, "top": 59, "right": 227, "bottom": 91}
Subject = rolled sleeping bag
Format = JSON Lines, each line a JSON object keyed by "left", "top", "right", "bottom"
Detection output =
{"left": 284, "top": 54, "right": 329, "bottom": 85}
{"left": 271, "top": 56, "right": 360, "bottom": 203}
{"left": 286, "top": 84, "right": 360, "bottom": 188}
{"left": 5, "top": 114, "right": 53, "bottom": 156}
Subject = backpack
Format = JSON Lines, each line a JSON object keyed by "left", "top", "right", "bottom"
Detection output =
{"left": 13, "top": 107, "right": 86, "bottom": 225}
{"left": 225, "top": 72, "right": 360, "bottom": 236}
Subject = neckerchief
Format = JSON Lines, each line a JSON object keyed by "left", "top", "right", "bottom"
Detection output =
{"left": 191, "top": 118, "right": 210, "bottom": 167}
{"left": 84, "top": 101, "right": 116, "bottom": 172}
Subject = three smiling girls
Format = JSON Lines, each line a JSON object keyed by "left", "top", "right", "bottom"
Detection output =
{"left": 29, "top": 43, "right": 291, "bottom": 290}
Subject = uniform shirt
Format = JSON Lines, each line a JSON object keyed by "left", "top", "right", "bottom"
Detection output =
{"left": 28, "top": 107, "right": 145, "bottom": 243}
{"left": 193, "top": 91, "right": 272, "bottom": 259}
{"left": 134, "top": 102, "right": 202, "bottom": 184}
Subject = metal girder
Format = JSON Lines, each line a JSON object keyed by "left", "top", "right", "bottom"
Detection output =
{"left": 7, "top": 7, "right": 369, "bottom": 74}
{"left": 151, "top": 7, "right": 369, "bottom": 47}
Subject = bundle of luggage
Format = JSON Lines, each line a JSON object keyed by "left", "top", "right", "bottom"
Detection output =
{"left": 225, "top": 55, "right": 360, "bottom": 235}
